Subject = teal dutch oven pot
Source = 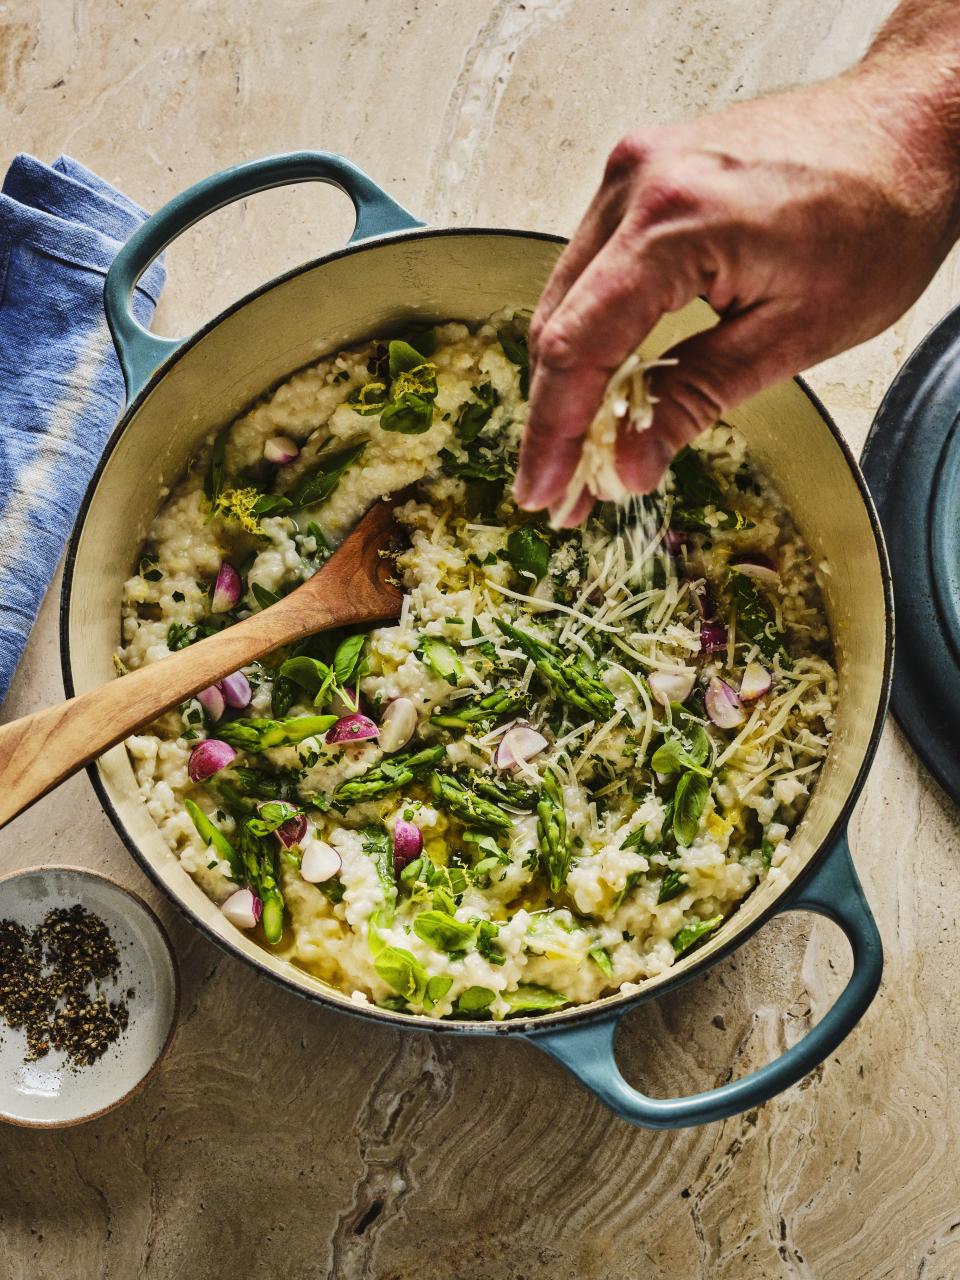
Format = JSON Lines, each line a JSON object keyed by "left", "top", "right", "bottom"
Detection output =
{"left": 61, "top": 152, "right": 892, "bottom": 1129}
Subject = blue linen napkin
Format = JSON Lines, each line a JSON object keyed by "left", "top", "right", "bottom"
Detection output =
{"left": 0, "top": 154, "right": 165, "bottom": 703}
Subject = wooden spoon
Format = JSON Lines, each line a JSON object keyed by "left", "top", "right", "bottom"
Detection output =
{"left": 0, "top": 500, "right": 404, "bottom": 831}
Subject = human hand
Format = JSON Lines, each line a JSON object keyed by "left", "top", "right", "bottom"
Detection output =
{"left": 514, "top": 64, "right": 960, "bottom": 523}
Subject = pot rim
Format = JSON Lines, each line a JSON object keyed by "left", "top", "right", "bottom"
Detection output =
{"left": 60, "top": 224, "right": 895, "bottom": 1037}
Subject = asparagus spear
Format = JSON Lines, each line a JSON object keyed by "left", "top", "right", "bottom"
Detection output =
{"left": 494, "top": 619, "right": 616, "bottom": 720}
{"left": 332, "top": 744, "right": 445, "bottom": 805}
{"left": 536, "top": 767, "right": 569, "bottom": 893}
{"left": 429, "top": 773, "right": 512, "bottom": 831}
{"left": 469, "top": 771, "right": 539, "bottom": 811}
{"left": 218, "top": 714, "right": 337, "bottom": 753}
{"left": 237, "top": 820, "right": 284, "bottom": 944}
{"left": 430, "top": 688, "right": 526, "bottom": 730}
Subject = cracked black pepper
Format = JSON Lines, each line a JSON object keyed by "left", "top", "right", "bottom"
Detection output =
{"left": 0, "top": 905, "right": 131, "bottom": 1068}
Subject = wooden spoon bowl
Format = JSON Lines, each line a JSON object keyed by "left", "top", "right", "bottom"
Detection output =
{"left": 0, "top": 500, "right": 404, "bottom": 830}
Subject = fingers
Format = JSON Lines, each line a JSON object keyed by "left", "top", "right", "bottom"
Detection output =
{"left": 548, "top": 485, "right": 595, "bottom": 529}
{"left": 515, "top": 226, "right": 702, "bottom": 511}
{"left": 615, "top": 303, "right": 796, "bottom": 491}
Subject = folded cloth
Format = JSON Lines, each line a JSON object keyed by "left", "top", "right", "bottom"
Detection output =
{"left": 0, "top": 154, "right": 165, "bottom": 703}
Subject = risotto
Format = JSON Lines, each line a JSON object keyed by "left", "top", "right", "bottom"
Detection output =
{"left": 118, "top": 314, "right": 837, "bottom": 1020}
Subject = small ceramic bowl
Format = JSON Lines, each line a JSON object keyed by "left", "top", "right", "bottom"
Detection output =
{"left": 0, "top": 866, "right": 179, "bottom": 1127}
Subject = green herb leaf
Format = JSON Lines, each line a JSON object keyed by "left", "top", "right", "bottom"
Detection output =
{"left": 589, "top": 946, "right": 614, "bottom": 978}
{"left": 413, "top": 910, "right": 476, "bottom": 954}
{"left": 731, "top": 572, "right": 788, "bottom": 665}
{"left": 672, "top": 914, "right": 724, "bottom": 958}
{"left": 204, "top": 431, "right": 227, "bottom": 505}
{"left": 245, "top": 801, "right": 302, "bottom": 838}
{"left": 423, "top": 974, "right": 453, "bottom": 1011}
{"left": 333, "top": 634, "right": 366, "bottom": 686}
{"left": 251, "top": 582, "right": 282, "bottom": 610}
{"left": 374, "top": 946, "right": 429, "bottom": 1001}
{"left": 286, "top": 443, "right": 366, "bottom": 510}
{"left": 388, "top": 339, "right": 429, "bottom": 378}
{"left": 497, "top": 321, "right": 530, "bottom": 398}
{"left": 651, "top": 724, "right": 711, "bottom": 777}
{"left": 505, "top": 526, "right": 550, "bottom": 581}
{"left": 347, "top": 381, "right": 389, "bottom": 415}
{"left": 502, "top": 984, "right": 567, "bottom": 1015}
{"left": 278, "top": 655, "right": 334, "bottom": 702}
{"left": 455, "top": 382, "right": 499, "bottom": 443}
{"left": 380, "top": 392, "right": 434, "bottom": 435}
{"left": 672, "top": 772, "right": 711, "bottom": 847}
{"left": 657, "top": 867, "right": 686, "bottom": 903}
{"left": 455, "top": 986, "right": 496, "bottom": 1015}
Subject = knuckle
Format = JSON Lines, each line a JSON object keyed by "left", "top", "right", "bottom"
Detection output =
{"left": 604, "top": 131, "right": 654, "bottom": 183}
{"left": 659, "top": 377, "right": 726, "bottom": 447}
{"left": 535, "top": 321, "right": 580, "bottom": 371}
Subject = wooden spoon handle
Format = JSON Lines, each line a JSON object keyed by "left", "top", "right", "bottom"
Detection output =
{"left": 0, "top": 592, "right": 326, "bottom": 831}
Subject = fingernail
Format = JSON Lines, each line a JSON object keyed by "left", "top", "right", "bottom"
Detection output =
{"left": 514, "top": 469, "right": 554, "bottom": 511}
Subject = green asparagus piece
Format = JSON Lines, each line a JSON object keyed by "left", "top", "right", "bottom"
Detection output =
{"left": 468, "top": 772, "right": 539, "bottom": 811}
{"left": 536, "top": 767, "right": 569, "bottom": 893}
{"left": 362, "top": 826, "right": 397, "bottom": 931}
{"left": 217, "top": 714, "right": 337, "bottom": 753}
{"left": 430, "top": 688, "right": 526, "bottom": 730}
{"left": 332, "top": 744, "right": 445, "bottom": 805}
{"left": 429, "top": 773, "right": 512, "bottom": 831}
{"left": 184, "top": 799, "right": 242, "bottom": 881}
{"left": 237, "top": 820, "right": 285, "bottom": 945}
{"left": 672, "top": 914, "right": 724, "bottom": 958}
{"left": 493, "top": 619, "right": 615, "bottom": 720}
{"left": 730, "top": 572, "right": 788, "bottom": 664}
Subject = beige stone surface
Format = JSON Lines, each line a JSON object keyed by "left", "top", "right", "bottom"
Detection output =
{"left": 1, "top": 1, "right": 958, "bottom": 1276}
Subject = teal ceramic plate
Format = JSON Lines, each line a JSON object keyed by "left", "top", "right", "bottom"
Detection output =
{"left": 0, "top": 866, "right": 179, "bottom": 1127}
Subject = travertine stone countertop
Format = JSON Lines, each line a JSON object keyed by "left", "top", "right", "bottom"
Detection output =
{"left": 1, "top": 3, "right": 958, "bottom": 1277}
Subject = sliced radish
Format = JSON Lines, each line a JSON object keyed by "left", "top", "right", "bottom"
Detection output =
{"left": 705, "top": 676, "right": 746, "bottom": 730}
{"left": 263, "top": 435, "right": 299, "bottom": 465}
{"left": 197, "top": 684, "right": 226, "bottom": 722}
{"left": 495, "top": 724, "right": 548, "bottom": 770}
{"left": 275, "top": 812, "right": 308, "bottom": 849}
{"left": 739, "top": 661, "right": 772, "bottom": 702}
{"left": 220, "top": 671, "right": 252, "bottom": 709}
{"left": 731, "top": 554, "right": 780, "bottom": 587}
{"left": 188, "top": 738, "right": 237, "bottom": 781}
{"left": 327, "top": 684, "right": 364, "bottom": 718}
{"left": 379, "top": 698, "right": 418, "bottom": 753}
{"left": 300, "top": 839, "right": 342, "bottom": 883}
{"left": 699, "top": 623, "right": 727, "bottom": 654}
{"left": 648, "top": 668, "right": 696, "bottom": 708}
{"left": 221, "top": 888, "right": 262, "bottom": 930}
{"left": 325, "top": 713, "right": 379, "bottom": 747}
{"left": 211, "top": 562, "right": 241, "bottom": 613}
{"left": 393, "top": 819, "right": 423, "bottom": 872}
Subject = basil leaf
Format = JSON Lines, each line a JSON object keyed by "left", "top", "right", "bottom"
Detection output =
{"left": 473, "top": 919, "right": 506, "bottom": 965}
{"left": 423, "top": 974, "right": 453, "bottom": 1011}
{"left": 455, "top": 382, "right": 498, "bottom": 444}
{"left": 388, "top": 339, "right": 429, "bottom": 378}
{"left": 374, "top": 946, "right": 429, "bottom": 1001}
{"left": 251, "top": 582, "right": 282, "bottom": 610}
{"left": 657, "top": 867, "right": 686, "bottom": 903}
{"left": 252, "top": 493, "right": 293, "bottom": 517}
{"left": 204, "top": 431, "right": 227, "bottom": 504}
{"left": 455, "top": 986, "right": 496, "bottom": 1014}
{"left": 413, "top": 910, "right": 475, "bottom": 954}
{"left": 287, "top": 443, "right": 366, "bottom": 510}
{"left": 731, "top": 572, "right": 788, "bottom": 665}
{"left": 505, "top": 526, "right": 550, "bottom": 581}
{"left": 333, "top": 634, "right": 366, "bottom": 686}
{"left": 395, "top": 324, "right": 436, "bottom": 357}
{"left": 670, "top": 446, "right": 724, "bottom": 508}
{"left": 761, "top": 839, "right": 775, "bottom": 868}
{"left": 380, "top": 392, "right": 434, "bottom": 435}
{"left": 651, "top": 725, "right": 711, "bottom": 777}
{"left": 589, "top": 946, "right": 614, "bottom": 977}
{"left": 246, "top": 801, "right": 301, "bottom": 837}
{"left": 502, "top": 984, "right": 567, "bottom": 1015}
{"left": 672, "top": 914, "right": 723, "bottom": 958}
{"left": 278, "top": 655, "right": 334, "bottom": 700}
{"left": 672, "top": 772, "right": 711, "bottom": 847}
{"left": 497, "top": 321, "right": 530, "bottom": 397}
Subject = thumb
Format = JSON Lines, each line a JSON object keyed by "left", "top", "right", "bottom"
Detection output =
{"left": 615, "top": 304, "right": 799, "bottom": 492}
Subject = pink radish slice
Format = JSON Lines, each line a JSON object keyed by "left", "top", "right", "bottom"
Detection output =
{"left": 300, "top": 839, "right": 342, "bottom": 883}
{"left": 699, "top": 623, "right": 727, "bottom": 654}
{"left": 393, "top": 819, "right": 423, "bottom": 872}
{"left": 211, "top": 562, "right": 241, "bottom": 613}
{"left": 221, "top": 888, "right": 262, "bottom": 929}
{"left": 325, "top": 713, "right": 379, "bottom": 746}
{"left": 705, "top": 676, "right": 746, "bottom": 730}
{"left": 495, "top": 724, "right": 548, "bottom": 770}
{"left": 739, "top": 661, "right": 772, "bottom": 702}
{"left": 648, "top": 668, "right": 696, "bottom": 708}
{"left": 731, "top": 554, "right": 780, "bottom": 587}
{"left": 197, "top": 684, "right": 226, "bottom": 722}
{"left": 188, "top": 739, "right": 237, "bottom": 782}
{"left": 275, "top": 812, "right": 308, "bottom": 849}
{"left": 220, "top": 671, "right": 252, "bottom": 709}
{"left": 263, "top": 435, "right": 299, "bottom": 464}
{"left": 379, "top": 698, "right": 417, "bottom": 753}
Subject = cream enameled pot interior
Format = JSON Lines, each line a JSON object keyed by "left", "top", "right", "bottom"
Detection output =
{"left": 65, "top": 232, "right": 889, "bottom": 1025}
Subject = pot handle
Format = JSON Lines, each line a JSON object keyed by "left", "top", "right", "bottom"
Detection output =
{"left": 104, "top": 151, "right": 424, "bottom": 400}
{"left": 524, "top": 832, "right": 882, "bottom": 1129}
